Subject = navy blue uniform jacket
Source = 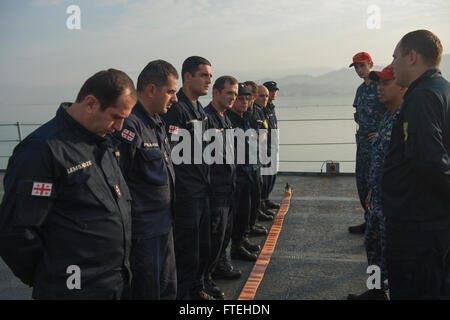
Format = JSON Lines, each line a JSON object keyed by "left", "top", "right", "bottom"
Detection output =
{"left": 113, "top": 101, "right": 175, "bottom": 238}
{"left": 161, "top": 89, "right": 210, "bottom": 198}
{"left": 204, "top": 103, "right": 235, "bottom": 194}
{"left": 382, "top": 69, "right": 450, "bottom": 224}
{"left": 0, "top": 104, "right": 132, "bottom": 299}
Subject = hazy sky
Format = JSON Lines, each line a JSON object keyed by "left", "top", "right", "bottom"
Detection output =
{"left": 1, "top": 0, "right": 449, "bottom": 108}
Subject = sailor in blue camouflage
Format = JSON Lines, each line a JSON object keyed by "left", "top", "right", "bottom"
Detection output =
{"left": 363, "top": 64, "right": 406, "bottom": 294}
{"left": 353, "top": 79, "right": 387, "bottom": 218}
{"left": 365, "top": 106, "right": 402, "bottom": 289}
{"left": 350, "top": 55, "right": 386, "bottom": 223}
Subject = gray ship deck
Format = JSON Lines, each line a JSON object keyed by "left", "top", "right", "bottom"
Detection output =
{"left": 0, "top": 172, "right": 369, "bottom": 300}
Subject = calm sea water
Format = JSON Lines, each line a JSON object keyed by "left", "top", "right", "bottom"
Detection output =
{"left": 0, "top": 96, "right": 357, "bottom": 172}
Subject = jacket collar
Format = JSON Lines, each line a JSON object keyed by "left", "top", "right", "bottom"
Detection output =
{"left": 404, "top": 68, "right": 441, "bottom": 99}
{"left": 134, "top": 101, "right": 163, "bottom": 129}
{"left": 57, "top": 103, "right": 106, "bottom": 144}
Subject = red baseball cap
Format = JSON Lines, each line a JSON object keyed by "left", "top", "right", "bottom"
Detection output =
{"left": 369, "top": 65, "right": 395, "bottom": 81}
{"left": 349, "top": 52, "right": 373, "bottom": 67}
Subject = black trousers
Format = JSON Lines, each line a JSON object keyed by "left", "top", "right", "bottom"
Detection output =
{"left": 173, "top": 196, "right": 210, "bottom": 299}
{"left": 249, "top": 168, "right": 262, "bottom": 229}
{"left": 207, "top": 193, "right": 232, "bottom": 274}
{"left": 130, "top": 227, "right": 177, "bottom": 300}
{"left": 261, "top": 173, "right": 276, "bottom": 201}
{"left": 386, "top": 219, "right": 450, "bottom": 299}
{"left": 218, "top": 198, "right": 235, "bottom": 264}
{"left": 232, "top": 174, "right": 252, "bottom": 244}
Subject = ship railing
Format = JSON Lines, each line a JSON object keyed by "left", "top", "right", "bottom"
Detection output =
{"left": 0, "top": 118, "right": 357, "bottom": 171}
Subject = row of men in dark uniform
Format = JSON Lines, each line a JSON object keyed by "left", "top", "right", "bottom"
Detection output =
{"left": 159, "top": 59, "right": 281, "bottom": 300}
{"left": 0, "top": 57, "right": 281, "bottom": 300}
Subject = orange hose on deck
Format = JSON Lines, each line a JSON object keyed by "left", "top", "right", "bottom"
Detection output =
{"left": 238, "top": 186, "right": 293, "bottom": 300}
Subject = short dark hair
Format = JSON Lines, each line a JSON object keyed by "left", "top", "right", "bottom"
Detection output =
{"left": 244, "top": 81, "right": 257, "bottom": 95}
{"left": 399, "top": 29, "right": 443, "bottom": 67}
{"left": 137, "top": 60, "right": 179, "bottom": 92}
{"left": 76, "top": 68, "right": 137, "bottom": 110}
{"left": 213, "top": 75, "right": 238, "bottom": 92}
{"left": 181, "top": 56, "right": 211, "bottom": 82}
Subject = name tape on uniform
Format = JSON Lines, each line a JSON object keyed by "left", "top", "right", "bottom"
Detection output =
{"left": 143, "top": 142, "right": 159, "bottom": 148}
{"left": 67, "top": 160, "right": 93, "bottom": 175}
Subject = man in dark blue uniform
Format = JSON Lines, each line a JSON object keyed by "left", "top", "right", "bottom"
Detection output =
{"left": 226, "top": 84, "right": 261, "bottom": 262}
{"left": 0, "top": 69, "right": 136, "bottom": 299}
{"left": 113, "top": 60, "right": 178, "bottom": 300}
{"left": 203, "top": 75, "right": 239, "bottom": 299}
{"left": 245, "top": 82, "right": 274, "bottom": 224}
{"left": 262, "top": 81, "right": 280, "bottom": 212}
{"left": 161, "top": 56, "right": 213, "bottom": 300}
{"left": 382, "top": 30, "right": 450, "bottom": 299}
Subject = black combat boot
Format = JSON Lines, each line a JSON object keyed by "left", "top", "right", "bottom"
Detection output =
{"left": 212, "top": 259, "right": 242, "bottom": 280}
{"left": 231, "top": 243, "right": 258, "bottom": 261}
{"left": 348, "top": 222, "right": 366, "bottom": 234}
{"left": 205, "top": 273, "right": 225, "bottom": 300}
{"left": 265, "top": 199, "right": 280, "bottom": 210}
{"left": 242, "top": 237, "right": 261, "bottom": 253}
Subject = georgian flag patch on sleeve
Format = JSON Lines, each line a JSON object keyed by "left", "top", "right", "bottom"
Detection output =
{"left": 31, "top": 182, "right": 53, "bottom": 197}
{"left": 121, "top": 129, "right": 136, "bottom": 141}
{"left": 169, "top": 125, "right": 179, "bottom": 135}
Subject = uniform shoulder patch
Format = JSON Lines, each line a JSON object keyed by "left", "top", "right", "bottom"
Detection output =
{"left": 31, "top": 182, "right": 53, "bottom": 197}
{"left": 169, "top": 125, "right": 179, "bottom": 135}
{"left": 121, "top": 129, "right": 136, "bottom": 142}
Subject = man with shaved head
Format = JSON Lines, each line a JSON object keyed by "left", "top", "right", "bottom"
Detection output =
{"left": 244, "top": 82, "right": 274, "bottom": 231}
{"left": 253, "top": 85, "right": 272, "bottom": 220}
{"left": 260, "top": 83, "right": 279, "bottom": 213}
{"left": 255, "top": 85, "right": 269, "bottom": 109}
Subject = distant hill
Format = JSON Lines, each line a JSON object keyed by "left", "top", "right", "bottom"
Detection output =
{"left": 261, "top": 54, "right": 450, "bottom": 98}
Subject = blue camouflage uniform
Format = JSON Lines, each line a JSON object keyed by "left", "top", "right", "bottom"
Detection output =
{"left": 365, "top": 106, "right": 402, "bottom": 290}
{"left": 353, "top": 81, "right": 386, "bottom": 217}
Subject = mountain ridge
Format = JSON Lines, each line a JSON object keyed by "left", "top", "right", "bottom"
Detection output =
{"left": 258, "top": 54, "right": 450, "bottom": 97}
